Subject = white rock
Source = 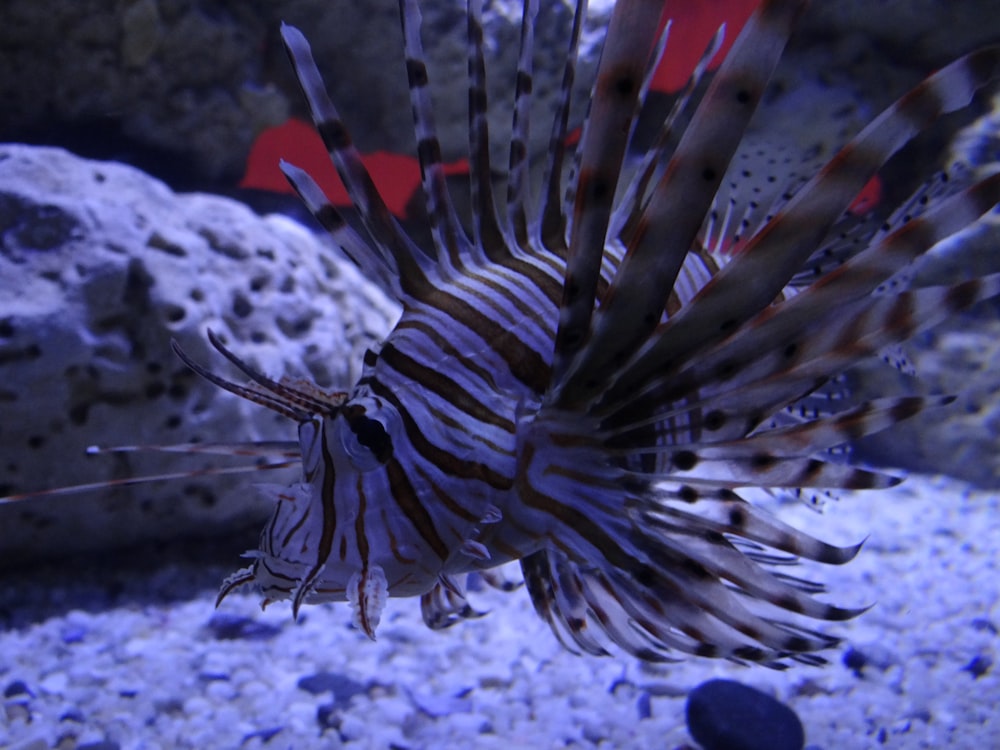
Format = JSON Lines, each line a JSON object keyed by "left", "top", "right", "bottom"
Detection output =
{"left": 0, "top": 144, "right": 399, "bottom": 563}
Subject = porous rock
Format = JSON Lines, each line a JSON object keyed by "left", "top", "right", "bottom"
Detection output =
{"left": 801, "top": 1, "right": 1000, "bottom": 69}
{"left": 4, "top": 0, "right": 996, "bottom": 199}
{"left": 3, "top": 0, "right": 998, "bottom": 193}
{"left": 0, "top": 0, "right": 603, "bottom": 187}
{"left": 0, "top": 0, "right": 288, "bottom": 183}
{"left": 0, "top": 144, "right": 399, "bottom": 565}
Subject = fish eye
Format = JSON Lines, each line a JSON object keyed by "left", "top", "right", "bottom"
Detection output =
{"left": 337, "top": 404, "right": 394, "bottom": 472}
{"left": 352, "top": 416, "right": 392, "bottom": 463}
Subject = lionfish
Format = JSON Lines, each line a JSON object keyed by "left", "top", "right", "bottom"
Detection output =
{"left": 10, "top": 0, "right": 1000, "bottom": 667}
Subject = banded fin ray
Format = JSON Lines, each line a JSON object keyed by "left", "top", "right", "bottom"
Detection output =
{"left": 599, "top": 44, "right": 1000, "bottom": 406}
{"left": 503, "top": 0, "right": 540, "bottom": 247}
{"left": 537, "top": 0, "right": 587, "bottom": 251}
{"left": 614, "top": 22, "right": 727, "bottom": 246}
{"left": 279, "top": 22, "right": 437, "bottom": 300}
{"left": 554, "top": 0, "right": 807, "bottom": 408}
{"left": 550, "top": 0, "right": 666, "bottom": 382}
{"left": 602, "top": 270, "right": 1000, "bottom": 446}
{"left": 400, "top": 0, "right": 477, "bottom": 272}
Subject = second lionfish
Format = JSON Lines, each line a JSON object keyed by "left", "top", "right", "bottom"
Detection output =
{"left": 171, "top": 0, "right": 1000, "bottom": 666}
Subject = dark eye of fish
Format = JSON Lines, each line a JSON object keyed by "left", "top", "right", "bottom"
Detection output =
{"left": 349, "top": 415, "right": 392, "bottom": 463}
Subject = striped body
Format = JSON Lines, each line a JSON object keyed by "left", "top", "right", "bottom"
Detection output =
{"left": 174, "top": 0, "right": 1000, "bottom": 665}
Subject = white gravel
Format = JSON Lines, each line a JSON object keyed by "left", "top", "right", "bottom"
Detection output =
{"left": 1, "top": 474, "right": 998, "bottom": 750}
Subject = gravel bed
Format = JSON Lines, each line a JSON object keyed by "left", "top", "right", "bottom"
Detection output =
{"left": 1, "top": 474, "right": 997, "bottom": 749}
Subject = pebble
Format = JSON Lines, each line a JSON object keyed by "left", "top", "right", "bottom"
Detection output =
{"left": 842, "top": 646, "right": 868, "bottom": 677}
{"left": 204, "top": 612, "right": 282, "bottom": 641}
{"left": 961, "top": 654, "right": 993, "bottom": 679}
{"left": 842, "top": 642, "right": 897, "bottom": 677}
{"left": 240, "top": 726, "right": 284, "bottom": 745}
{"left": 636, "top": 691, "right": 652, "bottom": 719}
{"left": 3, "top": 681, "right": 34, "bottom": 699}
{"left": 970, "top": 617, "right": 998, "bottom": 635}
{"left": 60, "top": 622, "right": 88, "bottom": 644}
{"left": 3, "top": 739, "right": 49, "bottom": 750}
{"left": 39, "top": 671, "right": 69, "bottom": 694}
{"left": 296, "top": 672, "right": 368, "bottom": 703}
{"left": 685, "top": 679, "right": 804, "bottom": 750}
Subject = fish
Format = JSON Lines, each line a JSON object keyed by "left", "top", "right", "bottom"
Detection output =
{"left": 7, "top": 0, "right": 1000, "bottom": 668}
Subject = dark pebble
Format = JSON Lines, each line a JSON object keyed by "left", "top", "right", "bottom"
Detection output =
{"left": 962, "top": 654, "right": 993, "bottom": 679}
{"left": 155, "top": 697, "right": 185, "bottom": 716}
{"left": 297, "top": 671, "right": 368, "bottom": 704}
{"left": 971, "top": 618, "right": 998, "bottom": 635}
{"left": 608, "top": 677, "right": 634, "bottom": 695}
{"left": 241, "top": 727, "right": 284, "bottom": 745}
{"left": 60, "top": 708, "right": 86, "bottom": 723}
{"left": 198, "top": 671, "right": 231, "bottom": 683}
{"left": 842, "top": 643, "right": 896, "bottom": 676}
{"left": 3, "top": 680, "right": 33, "bottom": 698}
{"left": 61, "top": 623, "right": 88, "bottom": 644}
{"left": 842, "top": 646, "right": 867, "bottom": 677}
{"left": 637, "top": 690, "right": 652, "bottom": 719}
{"left": 685, "top": 678, "right": 804, "bottom": 750}
{"left": 317, "top": 702, "right": 341, "bottom": 731}
{"left": 205, "top": 612, "right": 282, "bottom": 641}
